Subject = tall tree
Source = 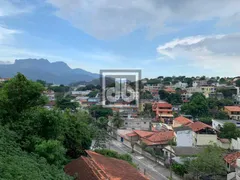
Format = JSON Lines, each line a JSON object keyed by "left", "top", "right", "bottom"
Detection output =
{"left": 0, "top": 73, "right": 46, "bottom": 123}
{"left": 189, "top": 145, "right": 226, "bottom": 179}
{"left": 219, "top": 122, "right": 240, "bottom": 140}
{"left": 181, "top": 93, "right": 209, "bottom": 118}
{"left": 111, "top": 112, "right": 123, "bottom": 128}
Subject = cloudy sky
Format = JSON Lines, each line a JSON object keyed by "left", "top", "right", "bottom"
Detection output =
{"left": 0, "top": 0, "right": 240, "bottom": 78}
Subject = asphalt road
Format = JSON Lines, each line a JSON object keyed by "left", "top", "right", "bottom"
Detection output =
{"left": 107, "top": 139, "right": 182, "bottom": 180}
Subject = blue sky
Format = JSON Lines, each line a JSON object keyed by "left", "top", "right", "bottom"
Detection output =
{"left": 0, "top": 0, "right": 240, "bottom": 78}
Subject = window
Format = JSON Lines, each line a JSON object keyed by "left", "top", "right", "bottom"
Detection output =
{"left": 125, "top": 122, "right": 128, "bottom": 125}
{"left": 144, "top": 122, "right": 146, "bottom": 124}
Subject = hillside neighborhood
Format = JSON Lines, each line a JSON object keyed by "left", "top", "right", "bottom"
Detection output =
{"left": 1, "top": 75, "right": 240, "bottom": 180}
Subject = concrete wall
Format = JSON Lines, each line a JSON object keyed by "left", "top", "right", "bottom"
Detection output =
{"left": 231, "top": 138, "right": 240, "bottom": 150}
{"left": 196, "top": 134, "right": 217, "bottom": 146}
{"left": 176, "top": 130, "right": 193, "bottom": 147}
{"left": 217, "top": 140, "right": 230, "bottom": 149}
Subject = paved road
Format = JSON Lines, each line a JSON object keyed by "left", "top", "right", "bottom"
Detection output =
{"left": 107, "top": 139, "right": 182, "bottom": 180}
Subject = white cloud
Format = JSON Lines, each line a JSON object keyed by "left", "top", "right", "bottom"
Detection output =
{"left": 0, "top": 26, "right": 21, "bottom": 45}
{"left": 46, "top": 0, "right": 240, "bottom": 39}
{"left": 157, "top": 33, "right": 240, "bottom": 76}
{"left": 0, "top": 0, "right": 33, "bottom": 17}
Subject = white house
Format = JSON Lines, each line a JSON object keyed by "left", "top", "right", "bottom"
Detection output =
{"left": 174, "top": 126, "right": 194, "bottom": 147}
{"left": 212, "top": 119, "right": 240, "bottom": 130}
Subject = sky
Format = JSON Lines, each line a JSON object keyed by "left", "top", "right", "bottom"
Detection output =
{"left": 0, "top": 0, "right": 240, "bottom": 78}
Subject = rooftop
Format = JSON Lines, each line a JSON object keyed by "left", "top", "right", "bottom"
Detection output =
{"left": 224, "top": 106, "right": 240, "bottom": 112}
{"left": 64, "top": 150, "right": 148, "bottom": 180}
{"left": 187, "top": 121, "right": 214, "bottom": 132}
{"left": 174, "top": 116, "right": 193, "bottom": 125}
{"left": 224, "top": 152, "right": 240, "bottom": 167}
{"left": 172, "top": 146, "right": 204, "bottom": 156}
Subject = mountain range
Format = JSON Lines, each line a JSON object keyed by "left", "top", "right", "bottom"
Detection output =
{"left": 0, "top": 59, "right": 99, "bottom": 85}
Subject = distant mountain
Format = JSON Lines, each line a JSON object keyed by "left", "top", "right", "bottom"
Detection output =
{"left": 0, "top": 59, "right": 99, "bottom": 85}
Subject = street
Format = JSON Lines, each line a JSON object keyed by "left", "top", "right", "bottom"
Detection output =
{"left": 107, "top": 139, "right": 182, "bottom": 180}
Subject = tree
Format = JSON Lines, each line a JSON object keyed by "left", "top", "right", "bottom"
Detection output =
{"left": 219, "top": 122, "right": 240, "bottom": 140}
{"left": 63, "top": 111, "right": 92, "bottom": 158}
{"left": 166, "top": 93, "right": 182, "bottom": 105}
{"left": 88, "top": 90, "right": 98, "bottom": 98}
{"left": 189, "top": 145, "right": 226, "bottom": 179}
{"left": 35, "top": 140, "right": 66, "bottom": 166}
{"left": 56, "top": 96, "right": 79, "bottom": 110}
{"left": 219, "top": 78, "right": 226, "bottom": 84}
{"left": 181, "top": 93, "right": 209, "bottom": 118}
{"left": 0, "top": 127, "right": 71, "bottom": 180}
{"left": 89, "top": 105, "right": 113, "bottom": 119}
{"left": 36, "top": 79, "right": 46, "bottom": 86}
{"left": 159, "top": 90, "right": 169, "bottom": 100}
{"left": 184, "top": 78, "right": 193, "bottom": 87}
{"left": 140, "top": 90, "right": 153, "bottom": 99}
{"left": 236, "top": 79, "right": 240, "bottom": 87}
{"left": 95, "top": 117, "right": 109, "bottom": 131}
{"left": 0, "top": 73, "right": 46, "bottom": 123}
{"left": 111, "top": 112, "right": 123, "bottom": 128}
{"left": 217, "top": 88, "right": 234, "bottom": 99}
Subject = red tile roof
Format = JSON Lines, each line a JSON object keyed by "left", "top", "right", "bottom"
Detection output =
{"left": 65, "top": 151, "right": 148, "bottom": 180}
{"left": 152, "top": 102, "right": 172, "bottom": 108}
{"left": 174, "top": 116, "right": 193, "bottom": 125}
{"left": 224, "top": 152, "right": 240, "bottom": 167}
{"left": 164, "top": 87, "right": 175, "bottom": 93}
{"left": 141, "top": 131, "right": 174, "bottom": 146}
{"left": 134, "top": 130, "right": 155, "bottom": 138}
{"left": 126, "top": 132, "right": 138, "bottom": 137}
{"left": 187, "top": 121, "right": 213, "bottom": 132}
{"left": 224, "top": 106, "right": 240, "bottom": 112}
{"left": 147, "top": 131, "right": 174, "bottom": 142}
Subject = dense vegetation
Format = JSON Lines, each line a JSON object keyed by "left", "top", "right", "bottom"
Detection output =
{"left": 0, "top": 73, "right": 94, "bottom": 179}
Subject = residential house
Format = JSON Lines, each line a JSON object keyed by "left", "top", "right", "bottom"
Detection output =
{"left": 152, "top": 101, "right": 173, "bottom": 124}
{"left": 164, "top": 87, "right": 176, "bottom": 94}
{"left": 224, "top": 106, "right": 240, "bottom": 120}
{"left": 0, "top": 78, "right": 10, "bottom": 83}
{"left": 71, "top": 90, "right": 91, "bottom": 96}
{"left": 64, "top": 150, "right": 148, "bottom": 180}
{"left": 208, "top": 92, "right": 224, "bottom": 100}
{"left": 43, "top": 90, "right": 55, "bottom": 101}
{"left": 200, "top": 85, "right": 216, "bottom": 98}
{"left": 44, "top": 101, "right": 56, "bottom": 110}
{"left": 143, "top": 84, "right": 162, "bottom": 92}
{"left": 172, "top": 116, "right": 193, "bottom": 128}
{"left": 174, "top": 126, "right": 194, "bottom": 147}
{"left": 139, "top": 99, "right": 154, "bottom": 112}
{"left": 118, "top": 129, "right": 175, "bottom": 154}
{"left": 181, "top": 92, "right": 192, "bottom": 103}
{"left": 212, "top": 119, "right": 240, "bottom": 130}
{"left": 123, "top": 118, "right": 151, "bottom": 131}
{"left": 188, "top": 121, "right": 218, "bottom": 146}
{"left": 163, "top": 146, "right": 203, "bottom": 158}
{"left": 173, "top": 81, "right": 188, "bottom": 89}
{"left": 225, "top": 152, "right": 240, "bottom": 178}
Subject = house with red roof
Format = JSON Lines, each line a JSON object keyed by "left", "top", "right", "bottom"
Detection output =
{"left": 152, "top": 101, "right": 173, "bottom": 123}
{"left": 64, "top": 150, "right": 148, "bottom": 180}
{"left": 224, "top": 106, "right": 240, "bottom": 120}
{"left": 172, "top": 116, "right": 193, "bottom": 128}
{"left": 187, "top": 121, "right": 217, "bottom": 146}
{"left": 224, "top": 151, "right": 240, "bottom": 179}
